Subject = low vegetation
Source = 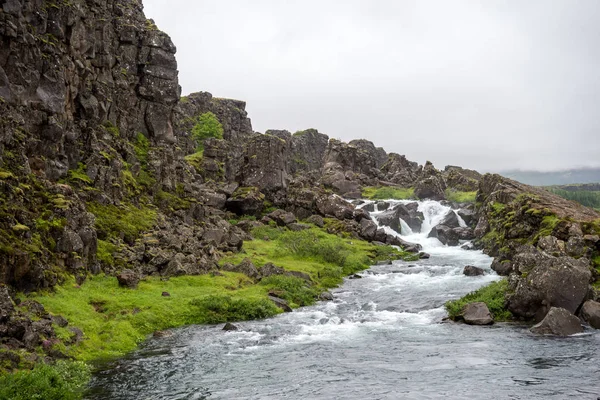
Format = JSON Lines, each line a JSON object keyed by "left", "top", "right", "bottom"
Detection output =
{"left": 362, "top": 186, "right": 415, "bottom": 200}
{"left": 445, "top": 279, "right": 512, "bottom": 322}
{"left": 546, "top": 186, "right": 600, "bottom": 210}
{"left": 191, "top": 112, "right": 223, "bottom": 151}
{"left": 444, "top": 189, "right": 477, "bottom": 203}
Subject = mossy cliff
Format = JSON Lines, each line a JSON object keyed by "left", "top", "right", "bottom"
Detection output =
{"left": 447, "top": 173, "right": 600, "bottom": 323}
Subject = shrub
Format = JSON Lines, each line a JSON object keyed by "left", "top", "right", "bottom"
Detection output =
{"left": 445, "top": 279, "right": 512, "bottom": 321}
{"left": 260, "top": 275, "right": 318, "bottom": 307}
{"left": 0, "top": 361, "right": 90, "bottom": 400}
{"left": 191, "top": 112, "right": 223, "bottom": 151}
{"left": 87, "top": 203, "right": 157, "bottom": 243}
{"left": 189, "top": 294, "right": 279, "bottom": 323}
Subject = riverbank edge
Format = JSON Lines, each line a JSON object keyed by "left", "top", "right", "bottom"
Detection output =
{"left": 0, "top": 224, "right": 416, "bottom": 399}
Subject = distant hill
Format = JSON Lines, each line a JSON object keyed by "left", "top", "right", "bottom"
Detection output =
{"left": 500, "top": 168, "right": 600, "bottom": 186}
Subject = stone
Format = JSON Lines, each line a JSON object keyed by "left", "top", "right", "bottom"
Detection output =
{"left": 51, "top": 315, "right": 68, "bottom": 328}
{"left": 287, "top": 223, "right": 311, "bottom": 232}
{"left": 162, "top": 292, "right": 171, "bottom": 297}
{"left": 418, "top": 252, "right": 431, "bottom": 259}
{"left": 376, "top": 203, "right": 423, "bottom": 233}
{"left": 462, "top": 302, "right": 493, "bottom": 325}
{"left": 268, "top": 296, "right": 292, "bottom": 312}
{"left": 530, "top": 307, "right": 583, "bottom": 336}
{"left": 580, "top": 300, "right": 600, "bottom": 329}
{"left": 306, "top": 215, "right": 324, "bottom": 228}
{"left": 428, "top": 225, "right": 459, "bottom": 246}
{"left": 222, "top": 322, "right": 239, "bottom": 331}
{"left": 414, "top": 175, "right": 446, "bottom": 201}
{"left": 221, "top": 259, "right": 261, "bottom": 280}
{"left": 491, "top": 259, "right": 513, "bottom": 276}
{"left": 463, "top": 265, "right": 485, "bottom": 276}
{"left": 506, "top": 252, "right": 591, "bottom": 320}
{"left": 267, "top": 209, "right": 297, "bottom": 226}
{"left": 116, "top": 270, "right": 140, "bottom": 289}
{"left": 319, "top": 291, "right": 334, "bottom": 301}
{"left": 439, "top": 210, "right": 460, "bottom": 229}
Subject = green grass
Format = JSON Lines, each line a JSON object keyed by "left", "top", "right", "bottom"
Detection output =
{"left": 362, "top": 186, "right": 415, "bottom": 200}
{"left": 0, "top": 360, "right": 90, "bottom": 400}
{"left": 538, "top": 215, "right": 560, "bottom": 238}
{"left": 27, "top": 274, "right": 273, "bottom": 361}
{"left": 445, "top": 279, "right": 512, "bottom": 321}
{"left": 184, "top": 150, "right": 203, "bottom": 173}
{"left": 191, "top": 112, "right": 223, "bottom": 151}
{"left": 445, "top": 189, "right": 477, "bottom": 203}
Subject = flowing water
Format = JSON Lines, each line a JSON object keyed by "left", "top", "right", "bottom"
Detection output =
{"left": 85, "top": 200, "right": 600, "bottom": 400}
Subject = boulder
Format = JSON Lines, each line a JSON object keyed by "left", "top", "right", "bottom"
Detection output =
{"left": 453, "top": 227, "right": 475, "bottom": 241}
{"left": 222, "top": 322, "right": 239, "bottom": 331}
{"left": 463, "top": 265, "right": 485, "bottom": 276}
{"left": 268, "top": 296, "right": 292, "bottom": 312}
{"left": 116, "top": 270, "right": 140, "bottom": 289}
{"left": 414, "top": 176, "right": 446, "bottom": 201}
{"left": 462, "top": 302, "right": 493, "bottom": 325}
{"left": 491, "top": 259, "right": 513, "bottom": 276}
{"left": 428, "top": 225, "right": 459, "bottom": 246}
{"left": 221, "top": 259, "right": 261, "bottom": 281}
{"left": 287, "top": 223, "right": 311, "bottom": 232}
{"left": 306, "top": 215, "right": 324, "bottom": 227}
{"left": 375, "top": 203, "right": 423, "bottom": 233}
{"left": 530, "top": 307, "right": 583, "bottom": 336}
{"left": 439, "top": 210, "right": 460, "bottom": 229}
{"left": 457, "top": 209, "right": 475, "bottom": 226}
{"left": 359, "top": 219, "right": 378, "bottom": 241}
{"left": 319, "top": 291, "right": 334, "bottom": 301}
{"left": 267, "top": 209, "right": 296, "bottom": 226}
{"left": 385, "top": 235, "right": 422, "bottom": 253}
{"left": 361, "top": 203, "right": 375, "bottom": 212}
{"left": 316, "top": 194, "right": 354, "bottom": 220}
{"left": 225, "top": 187, "right": 265, "bottom": 216}
{"left": 506, "top": 253, "right": 591, "bottom": 320}
{"left": 376, "top": 201, "right": 390, "bottom": 211}
{"left": 580, "top": 300, "right": 600, "bottom": 329}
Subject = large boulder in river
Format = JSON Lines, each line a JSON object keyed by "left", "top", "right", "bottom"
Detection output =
{"left": 462, "top": 302, "right": 493, "bottom": 325}
{"left": 428, "top": 225, "right": 459, "bottom": 246}
{"left": 580, "top": 300, "right": 600, "bottom": 329}
{"left": 359, "top": 219, "right": 378, "bottom": 241}
{"left": 439, "top": 210, "right": 460, "bottom": 229}
{"left": 453, "top": 227, "right": 475, "bottom": 241}
{"left": 376, "top": 203, "right": 423, "bottom": 233}
{"left": 506, "top": 251, "right": 591, "bottom": 320}
{"left": 385, "top": 235, "right": 422, "bottom": 253}
{"left": 530, "top": 307, "right": 583, "bottom": 336}
{"left": 463, "top": 265, "right": 484, "bottom": 276}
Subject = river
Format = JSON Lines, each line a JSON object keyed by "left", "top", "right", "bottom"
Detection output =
{"left": 85, "top": 200, "right": 600, "bottom": 399}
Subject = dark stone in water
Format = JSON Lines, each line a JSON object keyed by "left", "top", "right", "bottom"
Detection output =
{"left": 418, "top": 252, "right": 430, "bottom": 259}
{"left": 463, "top": 265, "right": 485, "bottom": 276}
{"left": 222, "top": 322, "right": 239, "bottom": 331}
{"left": 530, "top": 307, "right": 583, "bottom": 336}
{"left": 376, "top": 260, "right": 392, "bottom": 265}
{"left": 319, "top": 291, "right": 334, "bottom": 301}
{"left": 269, "top": 296, "right": 292, "bottom": 312}
{"left": 349, "top": 274, "right": 363, "bottom": 279}
{"left": 462, "top": 302, "right": 493, "bottom": 325}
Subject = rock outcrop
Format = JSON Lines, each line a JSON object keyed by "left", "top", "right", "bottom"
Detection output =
{"left": 530, "top": 307, "right": 583, "bottom": 336}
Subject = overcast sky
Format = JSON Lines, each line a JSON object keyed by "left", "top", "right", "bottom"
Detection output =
{"left": 144, "top": 0, "right": 600, "bottom": 172}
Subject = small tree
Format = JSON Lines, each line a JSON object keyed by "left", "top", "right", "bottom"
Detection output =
{"left": 192, "top": 112, "right": 223, "bottom": 151}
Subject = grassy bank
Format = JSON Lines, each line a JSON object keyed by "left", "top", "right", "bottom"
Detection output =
{"left": 1, "top": 224, "right": 411, "bottom": 398}
{"left": 445, "top": 279, "right": 512, "bottom": 322}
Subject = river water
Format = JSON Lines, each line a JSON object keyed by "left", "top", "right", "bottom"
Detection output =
{"left": 85, "top": 200, "right": 600, "bottom": 400}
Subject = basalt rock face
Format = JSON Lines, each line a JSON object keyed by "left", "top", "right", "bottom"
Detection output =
{"left": 473, "top": 173, "right": 600, "bottom": 321}
{"left": 0, "top": 0, "right": 245, "bottom": 291}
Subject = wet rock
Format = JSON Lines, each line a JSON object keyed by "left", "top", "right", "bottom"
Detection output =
{"left": 222, "top": 322, "right": 239, "bottom": 331}
{"left": 453, "top": 227, "right": 475, "bottom": 241}
{"left": 439, "top": 210, "right": 460, "bottom": 229}
{"left": 116, "top": 270, "right": 140, "bottom": 289}
{"left": 375, "top": 203, "right": 423, "bottom": 233}
{"left": 359, "top": 219, "right": 378, "bottom": 241}
{"left": 418, "top": 252, "right": 431, "bottom": 259}
{"left": 462, "top": 302, "right": 493, "bottom": 325}
{"left": 376, "top": 201, "right": 390, "bottom": 211}
{"left": 463, "top": 265, "right": 485, "bottom": 276}
{"left": 457, "top": 209, "right": 475, "bottom": 226}
{"left": 460, "top": 242, "right": 476, "bottom": 251}
{"left": 376, "top": 260, "right": 392, "bottom": 265}
{"left": 580, "top": 300, "right": 600, "bottom": 329}
{"left": 349, "top": 274, "right": 363, "bottom": 279}
{"left": 428, "top": 225, "right": 459, "bottom": 246}
{"left": 385, "top": 235, "right": 422, "bottom": 253}
{"left": 268, "top": 296, "right": 292, "bottom": 312}
{"left": 530, "top": 307, "right": 583, "bottom": 336}
{"left": 319, "top": 292, "right": 334, "bottom": 301}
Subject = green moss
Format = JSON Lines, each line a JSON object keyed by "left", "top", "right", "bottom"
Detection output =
{"left": 11, "top": 224, "right": 29, "bottom": 232}
{"left": 68, "top": 163, "right": 91, "bottom": 185}
{"left": 184, "top": 151, "right": 204, "bottom": 173}
{"left": 87, "top": 203, "right": 157, "bottom": 243}
{"left": 538, "top": 215, "right": 560, "bottom": 238}
{"left": 96, "top": 240, "right": 117, "bottom": 266}
{"left": 102, "top": 121, "right": 120, "bottom": 138}
{"left": 445, "top": 189, "right": 477, "bottom": 203}
{"left": 0, "top": 169, "right": 15, "bottom": 180}
{"left": 154, "top": 190, "right": 192, "bottom": 211}
{"left": 0, "top": 360, "right": 90, "bottom": 400}
{"left": 445, "top": 279, "right": 512, "bottom": 321}
{"left": 362, "top": 186, "right": 415, "bottom": 200}
{"left": 133, "top": 133, "right": 150, "bottom": 166}
{"left": 191, "top": 112, "right": 223, "bottom": 151}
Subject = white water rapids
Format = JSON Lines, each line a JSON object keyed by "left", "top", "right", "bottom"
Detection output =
{"left": 85, "top": 199, "right": 600, "bottom": 400}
